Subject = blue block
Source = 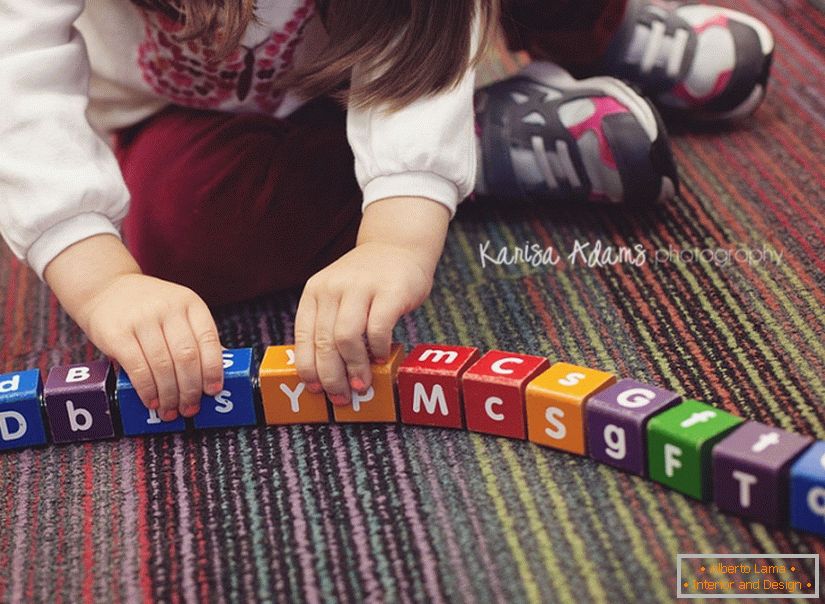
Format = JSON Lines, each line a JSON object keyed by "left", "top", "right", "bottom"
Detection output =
{"left": 0, "top": 369, "right": 48, "bottom": 450}
{"left": 789, "top": 440, "right": 825, "bottom": 536}
{"left": 117, "top": 370, "right": 186, "bottom": 436}
{"left": 194, "top": 348, "right": 257, "bottom": 429}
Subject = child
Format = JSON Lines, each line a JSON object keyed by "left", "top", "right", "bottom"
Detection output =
{"left": 0, "top": 0, "right": 772, "bottom": 421}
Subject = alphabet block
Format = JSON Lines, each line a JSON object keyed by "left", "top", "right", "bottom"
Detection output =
{"left": 525, "top": 362, "right": 615, "bottom": 455}
{"left": 397, "top": 344, "right": 480, "bottom": 429}
{"left": 789, "top": 441, "right": 825, "bottom": 537}
{"left": 647, "top": 400, "right": 743, "bottom": 500}
{"left": 0, "top": 369, "right": 48, "bottom": 450}
{"left": 462, "top": 351, "right": 549, "bottom": 440}
{"left": 585, "top": 378, "right": 681, "bottom": 476}
{"left": 44, "top": 360, "right": 116, "bottom": 443}
{"left": 712, "top": 421, "right": 812, "bottom": 525}
{"left": 259, "top": 345, "right": 329, "bottom": 424}
{"left": 193, "top": 348, "right": 257, "bottom": 429}
{"left": 333, "top": 344, "right": 404, "bottom": 423}
{"left": 117, "top": 370, "right": 186, "bottom": 436}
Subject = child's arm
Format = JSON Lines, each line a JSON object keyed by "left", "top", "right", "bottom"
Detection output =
{"left": 294, "top": 12, "right": 483, "bottom": 403}
{"left": 0, "top": 1, "right": 224, "bottom": 419}
{"left": 294, "top": 196, "right": 449, "bottom": 404}
{"left": 43, "top": 234, "right": 225, "bottom": 420}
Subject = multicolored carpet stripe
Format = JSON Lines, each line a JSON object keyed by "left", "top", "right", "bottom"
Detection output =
{"left": 0, "top": 0, "right": 823, "bottom": 601}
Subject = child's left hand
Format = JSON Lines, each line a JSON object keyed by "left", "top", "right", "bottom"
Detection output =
{"left": 294, "top": 196, "right": 451, "bottom": 405}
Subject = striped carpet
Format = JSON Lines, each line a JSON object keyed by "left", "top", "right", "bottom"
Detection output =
{"left": 0, "top": 0, "right": 823, "bottom": 601}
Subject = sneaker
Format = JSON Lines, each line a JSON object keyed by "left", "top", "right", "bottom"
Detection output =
{"left": 600, "top": 0, "right": 774, "bottom": 121}
{"left": 474, "top": 61, "right": 678, "bottom": 205}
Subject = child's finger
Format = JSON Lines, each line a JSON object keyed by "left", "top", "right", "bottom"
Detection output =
{"left": 366, "top": 293, "right": 402, "bottom": 362}
{"left": 136, "top": 324, "right": 181, "bottom": 421}
{"left": 294, "top": 292, "right": 320, "bottom": 391}
{"left": 187, "top": 302, "right": 224, "bottom": 396}
{"left": 314, "top": 294, "right": 350, "bottom": 405}
{"left": 162, "top": 313, "right": 203, "bottom": 417}
{"left": 115, "top": 336, "right": 159, "bottom": 410}
{"left": 334, "top": 291, "right": 372, "bottom": 393}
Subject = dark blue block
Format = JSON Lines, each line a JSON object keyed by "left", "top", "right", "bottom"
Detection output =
{"left": 117, "top": 370, "right": 186, "bottom": 436}
{"left": 790, "top": 440, "right": 825, "bottom": 536}
{"left": 0, "top": 369, "right": 48, "bottom": 450}
{"left": 194, "top": 348, "right": 257, "bottom": 429}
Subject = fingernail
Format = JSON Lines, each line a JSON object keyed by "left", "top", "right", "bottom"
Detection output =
{"left": 306, "top": 382, "right": 323, "bottom": 394}
{"left": 329, "top": 393, "right": 350, "bottom": 407}
{"left": 373, "top": 358, "right": 387, "bottom": 365}
{"left": 162, "top": 409, "right": 178, "bottom": 422}
{"left": 182, "top": 404, "right": 200, "bottom": 418}
{"left": 207, "top": 382, "right": 223, "bottom": 395}
{"left": 148, "top": 399, "right": 160, "bottom": 410}
{"left": 350, "top": 377, "right": 366, "bottom": 392}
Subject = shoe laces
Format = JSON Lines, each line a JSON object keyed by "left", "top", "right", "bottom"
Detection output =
{"left": 625, "top": 3, "right": 690, "bottom": 79}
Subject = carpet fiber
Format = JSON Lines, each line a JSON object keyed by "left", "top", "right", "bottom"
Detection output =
{"left": 0, "top": 0, "right": 823, "bottom": 601}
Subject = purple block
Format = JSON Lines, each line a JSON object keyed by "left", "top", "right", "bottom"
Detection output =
{"left": 585, "top": 378, "right": 681, "bottom": 476}
{"left": 712, "top": 421, "right": 813, "bottom": 525}
{"left": 44, "top": 360, "right": 116, "bottom": 444}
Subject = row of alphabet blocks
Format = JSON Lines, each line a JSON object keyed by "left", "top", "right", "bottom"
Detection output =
{"left": 0, "top": 343, "right": 823, "bottom": 537}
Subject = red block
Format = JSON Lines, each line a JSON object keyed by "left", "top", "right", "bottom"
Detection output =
{"left": 397, "top": 344, "right": 480, "bottom": 429}
{"left": 462, "top": 350, "right": 550, "bottom": 440}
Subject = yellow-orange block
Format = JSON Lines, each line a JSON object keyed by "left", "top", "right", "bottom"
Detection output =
{"left": 525, "top": 362, "right": 615, "bottom": 455}
{"left": 259, "top": 345, "right": 329, "bottom": 425}
{"left": 333, "top": 344, "right": 404, "bottom": 424}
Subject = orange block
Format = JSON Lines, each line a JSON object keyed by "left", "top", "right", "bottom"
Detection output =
{"left": 333, "top": 344, "right": 404, "bottom": 424}
{"left": 525, "top": 362, "right": 615, "bottom": 455}
{"left": 259, "top": 345, "right": 329, "bottom": 425}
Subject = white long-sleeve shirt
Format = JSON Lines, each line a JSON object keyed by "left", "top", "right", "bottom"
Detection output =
{"left": 0, "top": 0, "right": 478, "bottom": 279}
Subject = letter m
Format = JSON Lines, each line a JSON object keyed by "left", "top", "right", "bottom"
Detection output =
{"left": 412, "top": 383, "right": 448, "bottom": 416}
{"left": 418, "top": 349, "right": 458, "bottom": 364}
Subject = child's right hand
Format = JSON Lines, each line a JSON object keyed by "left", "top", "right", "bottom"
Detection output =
{"left": 44, "top": 234, "right": 224, "bottom": 420}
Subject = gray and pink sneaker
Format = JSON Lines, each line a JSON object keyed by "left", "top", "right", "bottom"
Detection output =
{"left": 600, "top": 0, "right": 774, "bottom": 121}
{"left": 474, "top": 62, "right": 678, "bottom": 205}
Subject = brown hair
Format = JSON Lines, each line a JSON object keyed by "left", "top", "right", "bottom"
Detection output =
{"left": 131, "top": 0, "right": 499, "bottom": 111}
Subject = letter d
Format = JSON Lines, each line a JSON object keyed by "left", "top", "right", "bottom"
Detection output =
{"left": 0, "top": 410, "right": 27, "bottom": 441}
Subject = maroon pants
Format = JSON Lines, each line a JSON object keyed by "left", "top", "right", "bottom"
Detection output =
{"left": 116, "top": 0, "right": 627, "bottom": 305}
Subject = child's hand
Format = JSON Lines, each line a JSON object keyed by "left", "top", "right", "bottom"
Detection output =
{"left": 294, "top": 241, "right": 432, "bottom": 405}
{"left": 44, "top": 234, "right": 224, "bottom": 420}
{"left": 294, "top": 196, "right": 451, "bottom": 405}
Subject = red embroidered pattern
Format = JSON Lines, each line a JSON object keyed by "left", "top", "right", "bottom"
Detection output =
{"left": 137, "top": 1, "right": 314, "bottom": 114}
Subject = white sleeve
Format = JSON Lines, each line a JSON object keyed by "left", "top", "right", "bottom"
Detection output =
{"left": 346, "top": 16, "right": 481, "bottom": 218}
{"left": 0, "top": 0, "right": 131, "bottom": 279}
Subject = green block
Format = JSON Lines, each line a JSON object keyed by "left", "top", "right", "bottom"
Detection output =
{"left": 647, "top": 400, "right": 743, "bottom": 500}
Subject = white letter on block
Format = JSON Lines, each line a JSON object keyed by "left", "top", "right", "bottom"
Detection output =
{"left": 616, "top": 388, "right": 655, "bottom": 409}
{"left": 751, "top": 432, "right": 780, "bottom": 453}
{"left": 544, "top": 407, "right": 566, "bottom": 439}
{"left": 558, "top": 372, "right": 586, "bottom": 387}
{"left": 0, "top": 411, "right": 27, "bottom": 441}
{"left": 66, "top": 400, "right": 93, "bottom": 432}
{"left": 214, "top": 391, "right": 233, "bottom": 414}
{"left": 418, "top": 349, "right": 458, "bottom": 364}
{"left": 280, "top": 383, "right": 304, "bottom": 413}
{"left": 604, "top": 425, "right": 627, "bottom": 460}
{"left": 66, "top": 367, "right": 90, "bottom": 383}
{"left": 0, "top": 374, "right": 20, "bottom": 394}
{"left": 413, "top": 383, "right": 447, "bottom": 415}
{"left": 222, "top": 352, "right": 234, "bottom": 369}
{"left": 490, "top": 358, "right": 524, "bottom": 375}
{"left": 807, "top": 487, "right": 825, "bottom": 518}
{"left": 664, "top": 443, "right": 682, "bottom": 477}
{"left": 352, "top": 387, "right": 375, "bottom": 412}
{"left": 732, "top": 470, "right": 758, "bottom": 508}
{"left": 146, "top": 409, "right": 162, "bottom": 425}
{"left": 484, "top": 396, "right": 505, "bottom": 421}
